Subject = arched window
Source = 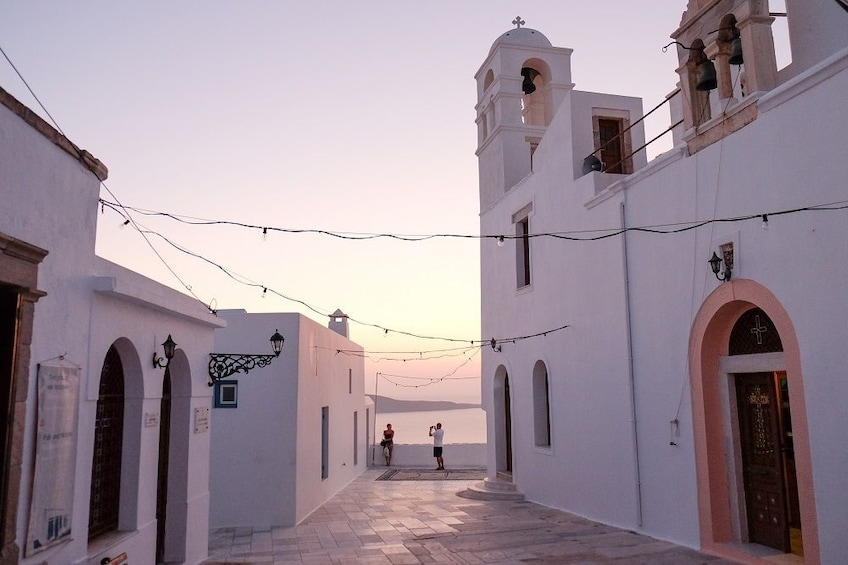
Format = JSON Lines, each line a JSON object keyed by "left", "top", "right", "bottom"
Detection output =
{"left": 88, "top": 345, "right": 125, "bottom": 539}
{"left": 532, "top": 361, "right": 551, "bottom": 447}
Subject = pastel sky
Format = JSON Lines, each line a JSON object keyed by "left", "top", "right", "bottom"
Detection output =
{"left": 0, "top": 2, "right": 789, "bottom": 403}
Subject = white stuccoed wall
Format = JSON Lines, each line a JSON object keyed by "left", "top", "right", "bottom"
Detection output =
{"left": 1, "top": 87, "right": 222, "bottom": 565}
{"left": 209, "top": 309, "right": 369, "bottom": 528}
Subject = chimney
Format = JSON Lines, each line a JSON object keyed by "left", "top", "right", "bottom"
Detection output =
{"left": 328, "top": 309, "right": 349, "bottom": 338}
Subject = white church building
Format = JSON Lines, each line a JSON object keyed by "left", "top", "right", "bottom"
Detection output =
{"left": 476, "top": 1, "right": 847, "bottom": 563}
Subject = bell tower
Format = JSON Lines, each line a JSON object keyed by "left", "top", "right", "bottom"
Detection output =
{"left": 474, "top": 17, "right": 573, "bottom": 210}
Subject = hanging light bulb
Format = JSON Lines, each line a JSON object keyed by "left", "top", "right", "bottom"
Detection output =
{"left": 261, "top": 287, "right": 267, "bottom": 298}
{"left": 496, "top": 236, "right": 505, "bottom": 247}
{"left": 761, "top": 214, "right": 769, "bottom": 230}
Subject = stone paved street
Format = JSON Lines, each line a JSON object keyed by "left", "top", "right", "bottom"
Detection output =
{"left": 205, "top": 468, "right": 738, "bottom": 564}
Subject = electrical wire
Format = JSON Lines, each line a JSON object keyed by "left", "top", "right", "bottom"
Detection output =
{"left": 1, "top": 44, "right": 207, "bottom": 308}
{"left": 111, "top": 210, "right": 573, "bottom": 347}
{"left": 100, "top": 197, "right": 848, "bottom": 243}
{"left": 376, "top": 349, "right": 481, "bottom": 389}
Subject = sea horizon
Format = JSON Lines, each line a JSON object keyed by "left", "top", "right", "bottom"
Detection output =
{"left": 374, "top": 407, "right": 487, "bottom": 446}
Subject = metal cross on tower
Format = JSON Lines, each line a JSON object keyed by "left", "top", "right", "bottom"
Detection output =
{"left": 512, "top": 16, "right": 525, "bottom": 29}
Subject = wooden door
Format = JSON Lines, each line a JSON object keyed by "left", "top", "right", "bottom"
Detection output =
{"left": 504, "top": 376, "right": 513, "bottom": 473}
{"left": 598, "top": 118, "right": 623, "bottom": 173}
{"left": 0, "top": 287, "right": 17, "bottom": 540}
{"left": 735, "top": 372, "right": 789, "bottom": 552}
{"left": 155, "top": 371, "right": 171, "bottom": 563}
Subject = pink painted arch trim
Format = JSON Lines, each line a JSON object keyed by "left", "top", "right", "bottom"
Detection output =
{"left": 688, "top": 279, "right": 818, "bottom": 563}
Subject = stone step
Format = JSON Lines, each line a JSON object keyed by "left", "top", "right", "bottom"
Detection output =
{"left": 457, "top": 478, "right": 525, "bottom": 501}
{"left": 480, "top": 477, "right": 517, "bottom": 492}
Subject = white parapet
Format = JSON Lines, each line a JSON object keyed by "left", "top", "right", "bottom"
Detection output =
{"left": 370, "top": 443, "right": 486, "bottom": 469}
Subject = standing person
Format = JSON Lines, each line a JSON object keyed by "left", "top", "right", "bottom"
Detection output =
{"left": 429, "top": 423, "right": 444, "bottom": 470}
{"left": 382, "top": 423, "right": 394, "bottom": 466}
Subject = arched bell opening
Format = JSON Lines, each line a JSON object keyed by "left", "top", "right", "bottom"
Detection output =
{"left": 520, "top": 58, "right": 552, "bottom": 126}
{"left": 687, "top": 39, "right": 714, "bottom": 126}
{"left": 717, "top": 14, "right": 745, "bottom": 100}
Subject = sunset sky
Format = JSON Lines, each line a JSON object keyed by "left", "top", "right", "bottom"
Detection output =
{"left": 0, "top": 2, "right": 789, "bottom": 402}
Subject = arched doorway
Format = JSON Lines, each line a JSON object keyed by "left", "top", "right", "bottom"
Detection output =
{"left": 728, "top": 308, "right": 799, "bottom": 553}
{"left": 493, "top": 366, "right": 513, "bottom": 476}
{"left": 155, "top": 369, "right": 171, "bottom": 563}
{"left": 689, "top": 280, "right": 818, "bottom": 562}
{"left": 88, "top": 345, "right": 125, "bottom": 539}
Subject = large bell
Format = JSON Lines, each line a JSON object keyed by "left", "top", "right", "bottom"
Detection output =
{"left": 696, "top": 60, "right": 717, "bottom": 91}
{"left": 521, "top": 67, "right": 538, "bottom": 95}
{"left": 729, "top": 36, "right": 744, "bottom": 65}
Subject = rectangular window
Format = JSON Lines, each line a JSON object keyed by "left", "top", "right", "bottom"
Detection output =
{"left": 321, "top": 406, "right": 329, "bottom": 480}
{"left": 348, "top": 369, "right": 352, "bottom": 394}
{"left": 353, "top": 411, "right": 358, "bottom": 466}
{"left": 516, "top": 216, "right": 531, "bottom": 288}
{"left": 214, "top": 381, "right": 238, "bottom": 408}
{"left": 366, "top": 408, "right": 371, "bottom": 465}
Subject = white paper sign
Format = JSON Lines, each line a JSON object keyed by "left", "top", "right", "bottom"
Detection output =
{"left": 26, "top": 364, "right": 80, "bottom": 556}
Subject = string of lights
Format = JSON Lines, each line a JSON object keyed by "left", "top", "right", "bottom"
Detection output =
{"left": 1, "top": 48, "right": 498, "bottom": 359}
{"left": 100, "top": 197, "right": 848, "bottom": 243}
{"left": 100, "top": 202, "right": 573, "bottom": 349}
{"left": 376, "top": 349, "right": 481, "bottom": 389}
{"left": 14, "top": 44, "right": 845, "bottom": 367}
{"left": 325, "top": 345, "right": 483, "bottom": 364}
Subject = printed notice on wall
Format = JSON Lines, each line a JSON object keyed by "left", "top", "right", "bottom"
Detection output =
{"left": 25, "top": 363, "right": 80, "bottom": 556}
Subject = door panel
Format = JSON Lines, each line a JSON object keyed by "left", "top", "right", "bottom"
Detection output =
{"left": 735, "top": 373, "right": 789, "bottom": 552}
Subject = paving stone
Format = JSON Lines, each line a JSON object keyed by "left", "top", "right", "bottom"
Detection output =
{"left": 203, "top": 468, "right": 740, "bottom": 565}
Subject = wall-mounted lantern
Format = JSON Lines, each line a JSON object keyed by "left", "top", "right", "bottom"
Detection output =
{"left": 153, "top": 334, "right": 177, "bottom": 369}
{"left": 208, "top": 330, "right": 284, "bottom": 385}
{"left": 708, "top": 251, "right": 732, "bottom": 282}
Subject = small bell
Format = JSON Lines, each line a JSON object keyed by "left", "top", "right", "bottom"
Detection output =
{"left": 729, "top": 36, "right": 744, "bottom": 66}
{"left": 696, "top": 60, "right": 717, "bottom": 91}
{"left": 582, "top": 155, "right": 603, "bottom": 174}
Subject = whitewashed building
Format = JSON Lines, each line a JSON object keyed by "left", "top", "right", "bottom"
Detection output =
{"left": 1, "top": 86, "right": 225, "bottom": 565}
{"left": 476, "top": 1, "right": 847, "bottom": 563}
{"left": 208, "top": 309, "right": 369, "bottom": 529}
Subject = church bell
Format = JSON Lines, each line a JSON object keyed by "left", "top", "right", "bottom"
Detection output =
{"left": 696, "top": 60, "right": 718, "bottom": 91}
{"left": 521, "top": 67, "right": 539, "bottom": 95}
{"left": 729, "top": 36, "right": 744, "bottom": 66}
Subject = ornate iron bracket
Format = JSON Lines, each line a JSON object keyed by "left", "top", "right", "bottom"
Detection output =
{"left": 208, "top": 353, "right": 277, "bottom": 386}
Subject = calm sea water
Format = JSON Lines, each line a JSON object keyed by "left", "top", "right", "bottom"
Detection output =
{"left": 375, "top": 407, "right": 487, "bottom": 445}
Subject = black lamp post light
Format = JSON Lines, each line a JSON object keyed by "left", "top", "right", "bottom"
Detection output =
{"left": 708, "top": 251, "right": 732, "bottom": 282}
{"left": 207, "top": 330, "right": 285, "bottom": 385}
{"left": 153, "top": 334, "right": 177, "bottom": 368}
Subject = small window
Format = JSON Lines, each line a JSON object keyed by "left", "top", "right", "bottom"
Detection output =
{"left": 321, "top": 406, "right": 329, "bottom": 480}
{"left": 348, "top": 369, "right": 352, "bottom": 394}
{"left": 516, "top": 217, "right": 531, "bottom": 288}
{"left": 353, "top": 411, "right": 359, "bottom": 466}
{"left": 214, "top": 381, "right": 238, "bottom": 408}
{"left": 532, "top": 362, "right": 552, "bottom": 447}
